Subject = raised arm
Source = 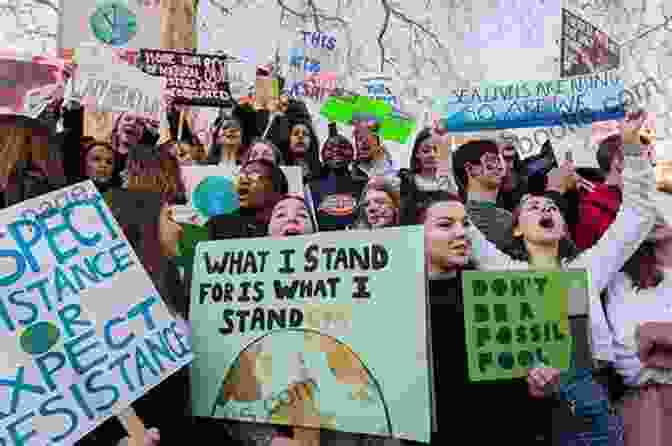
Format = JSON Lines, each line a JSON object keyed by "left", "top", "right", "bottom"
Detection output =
{"left": 570, "top": 142, "right": 657, "bottom": 296}
{"left": 569, "top": 116, "right": 657, "bottom": 363}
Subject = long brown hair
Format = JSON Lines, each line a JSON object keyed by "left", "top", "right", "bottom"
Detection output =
{"left": 0, "top": 116, "right": 56, "bottom": 189}
{"left": 622, "top": 241, "right": 664, "bottom": 290}
{"left": 126, "top": 145, "right": 185, "bottom": 204}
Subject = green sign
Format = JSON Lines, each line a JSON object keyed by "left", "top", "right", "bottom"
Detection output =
{"left": 319, "top": 95, "right": 416, "bottom": 144}
{"left": 462, "top": 270, "right": 584, "bottom": 382}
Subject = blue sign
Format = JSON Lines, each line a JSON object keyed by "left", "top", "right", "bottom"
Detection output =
{"left": 433, "top": 71, "right": 625, "bottom": 132}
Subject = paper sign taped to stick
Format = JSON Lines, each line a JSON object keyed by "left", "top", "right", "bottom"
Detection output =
{"left": 68, "top": 61, "right": 165, "bottom": 120}
{"left": 461, "top": 270, "right": 587, "bottom": 382}
{"left": 433, "top": 70, "right": 625, "bottom": 132}
{"left": 189, "top": 226, "right": 430, "bottom": 443}
{"left": 0, "top": 181, "right": 193, "bottom": 445}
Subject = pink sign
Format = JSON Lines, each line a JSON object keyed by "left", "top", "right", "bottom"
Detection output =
{"left": 0, "top": 53, "right": 66, "bottom": 116}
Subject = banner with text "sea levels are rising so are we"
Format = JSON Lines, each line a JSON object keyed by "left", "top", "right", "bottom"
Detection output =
{"left": 433, "top": 70, "right": 625, "bottom": 132}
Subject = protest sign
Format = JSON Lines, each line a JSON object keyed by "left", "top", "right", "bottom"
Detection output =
{"left": 189, "top": 226, "right": 430, "bottom": 443}
{"left": 138, "top": 49, "right": 235, "bottom": 107}
{"left": 320, "top": 95, "right": 416, "bottom": 144}
{"left": 180, "top": 165, "right": 303, "bottom": 224}
{"left": 0, "top": 53, "right": 66, "bottom": 118}
{"left": 67, "top": 61, "right": 164, "bottom": 121}
{"left": 62, "top": 0, "right": 160, "bottom": 54}
{"left": 0, "top": 181, "right": 193, "bottom": 445}
{"left": 360, "top": 74, "right": 400, "bottom": 112}
{"left": 560, "top": 8, "right": 620, "bottom": 78}
{"left": 288, "top": 31, "right": 339, "bottom": 76}
{"left": 433, "top": 70, "right": 625, "bottom": 133}
{"left": 461, "top": 270, "right": 588, "bottom": 382}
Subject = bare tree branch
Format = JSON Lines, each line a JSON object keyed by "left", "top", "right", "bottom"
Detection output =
{"left": 378, "top": 0, "right": 391, "bottom": 73}
{"left": 31, "top": 0, "right": 57, "bottom": 13}
{"left": 208, "top": 0, "right": 233, "bottom": 16}
{"left": 305, "top": 0, "right": 320, "bottom": 33}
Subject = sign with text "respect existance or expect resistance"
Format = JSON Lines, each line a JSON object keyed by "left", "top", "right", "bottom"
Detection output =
{"left": 0, "top": 181, "right": 192, "bottom": 445}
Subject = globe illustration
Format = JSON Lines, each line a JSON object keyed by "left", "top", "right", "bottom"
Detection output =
{"left": 211, "top": 329, "right": 392, "bottom": 438}
{"left": 192, "top": 176, "right": 239, "bottom": 218}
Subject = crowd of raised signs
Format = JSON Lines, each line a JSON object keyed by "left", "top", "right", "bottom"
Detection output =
{"left": 2, "top": 55, "right": 672, "bottom": 446}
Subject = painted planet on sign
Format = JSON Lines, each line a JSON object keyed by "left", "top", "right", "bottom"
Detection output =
{"left": 193, "top": 176, "right": 240, "bottom": 218}
{"left": 20, "top": 321, "right": 61, "bottom": 355}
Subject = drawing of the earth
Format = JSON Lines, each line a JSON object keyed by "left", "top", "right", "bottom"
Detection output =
{"left": 192, "top": 176, "right": 239, "bottom": 217}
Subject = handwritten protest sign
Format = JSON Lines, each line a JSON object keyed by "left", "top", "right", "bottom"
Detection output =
{"left": 320, "top": 95, "right": 415, "bottom": 144}
{"left": 138, "top": 49, "right": 234, "bottom": 107}
{"left": 189, "top": 227, "right": 430, "bottom": 443}
{"left": 433, "top": 70, "right": 625, "bottom": 133}
{"left": 461, "top": 270, "right": 588, "bottom": 382}
{"left": 360, "top": 74, "right": 400, "bottom": 112}
{"left": 0, "top": 53, "right": 66, "bottom": 118}
{"left": 0, "top": 181, "right": 192, "bottom": 445}
{"left": 67, "top": 58, "right": 164, "bottom": 121}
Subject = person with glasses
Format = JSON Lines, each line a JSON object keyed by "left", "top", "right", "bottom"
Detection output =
{"left": 308, "top": 123, "right": 366, "bottom": 231}
{"left": 208, "top": 159, "right": 289, "bottom": 240}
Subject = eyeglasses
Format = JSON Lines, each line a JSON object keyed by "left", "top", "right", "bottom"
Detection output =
{"left": 238, "top": 171, "right": 272, "bottom": 183}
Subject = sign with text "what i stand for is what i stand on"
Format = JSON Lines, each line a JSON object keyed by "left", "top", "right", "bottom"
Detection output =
{"left": 189, "top": 226, "right": 431, "bottom": 443}
{"left": 0, "top": 181, "right": 192, "bottom": 445}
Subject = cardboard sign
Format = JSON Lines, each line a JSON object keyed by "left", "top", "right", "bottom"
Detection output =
{"left": 0, "top": 54, "right": 65, "bottom": 117}
{"left": 138, "top": 49, "right": 234, "bottom": 107}
{"left": 433, "top": 70, "right": 625, "bottom": 132}
{"left": 68, "top": 60, "right": 164, "bottom": 120}
{"left": 320, "top": 96, "right": 415, "bottom": 144}
{"left": 0, "top": 181, "right": 193, "bottom": 444}
{"left": 461, "top": 270, "right": 585, "bottom": 382}
{"left": 189, "top": 226, "right": 430, "bottom": 443}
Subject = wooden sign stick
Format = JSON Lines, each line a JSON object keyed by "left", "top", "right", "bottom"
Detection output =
{"left": 117, "top": 407, "right": 147, "bottom": 446}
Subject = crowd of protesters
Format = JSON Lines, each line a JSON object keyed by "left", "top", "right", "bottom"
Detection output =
{"left": 2, "top": 62, "right": 672, "bottom": 446}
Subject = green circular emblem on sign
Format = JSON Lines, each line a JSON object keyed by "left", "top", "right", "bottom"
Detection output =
{"left": 90, "top": 1, "right": 138, "bottom": 46}
{"left": 20, "top": 321, "right": 61, "bottom": 355}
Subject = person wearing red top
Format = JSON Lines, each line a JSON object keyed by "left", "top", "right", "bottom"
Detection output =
{"left": 574, "top": 134, "right": 624, "bottom": 250}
